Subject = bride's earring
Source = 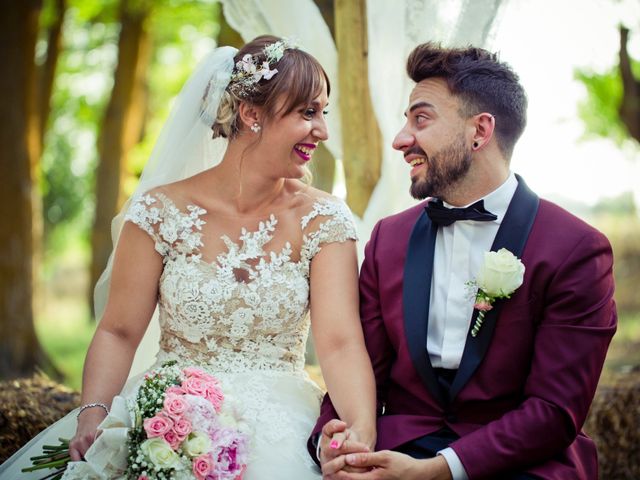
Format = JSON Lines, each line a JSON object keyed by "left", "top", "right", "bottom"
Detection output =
{"left": 250, "top": 122, "right": 261, "bottom": 133}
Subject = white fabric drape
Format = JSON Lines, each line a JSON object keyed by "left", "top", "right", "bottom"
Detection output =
{"left": 361, "top": 0, "right": 506, "bottom": 247}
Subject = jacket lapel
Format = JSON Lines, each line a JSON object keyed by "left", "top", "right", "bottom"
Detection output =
{"left": 403, "top": 208, "right": 447, "bottom": 405}
{"left": 449, "top": 175, "right": 540, "bottom": 401}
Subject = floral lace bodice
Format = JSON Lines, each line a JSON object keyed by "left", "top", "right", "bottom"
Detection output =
{"left": 124, "top": 191, "right": 357, "bottom": 374}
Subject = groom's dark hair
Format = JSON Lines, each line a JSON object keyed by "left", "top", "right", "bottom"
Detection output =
{"left": 407, "top": 43, "right": 527, "bottom": 159}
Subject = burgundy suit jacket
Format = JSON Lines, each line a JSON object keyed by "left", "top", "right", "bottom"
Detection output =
{"left": 310, "top": 176, "right": 616, "bottom": 479}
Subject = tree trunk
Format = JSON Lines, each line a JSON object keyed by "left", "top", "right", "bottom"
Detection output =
{"left": 618, "top": 26, "right": 640, "bottom": 143}
{"left": 313, "top": 0, "right": 335, "bottom": 39}
{"left": 334, "top": 0, "right": 382, "bottom": 217}
{"left": 89, "top": 0, "right": 151, "bottom": 316}
{"left": 309, "top": 0, "right": 337, "bottom": 194}
{"left": 0, "top": 0, "right": 53, "bottom": 379}
{"left": 310, "top": 143, "right": 336, "bottom": 193}
{"left": 38, "top": 0, "right": 66, "bottom": 147}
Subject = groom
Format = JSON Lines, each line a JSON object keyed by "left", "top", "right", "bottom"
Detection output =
{"left": 310, "top": 43, "right": 616, "bottom": 479}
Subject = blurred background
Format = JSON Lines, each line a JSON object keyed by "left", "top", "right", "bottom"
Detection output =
{"left": 0, "top": 0, "right": 639, "bottom": 471}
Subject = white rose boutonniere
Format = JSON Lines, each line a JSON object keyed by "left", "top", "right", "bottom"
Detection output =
{"left": 468, "top": 248, "right": 525, "bottom": 337}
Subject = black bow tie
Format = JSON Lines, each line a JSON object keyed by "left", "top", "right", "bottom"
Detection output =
{"left": 425, "top": 199, "right": 497, "bottom": 226}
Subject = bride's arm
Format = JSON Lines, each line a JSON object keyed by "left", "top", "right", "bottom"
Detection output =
{"left": 310, "top": 239, "right": 377, "bottom": 450}
{"left": 69, "top": 222, "right": 163, "bottom": 461}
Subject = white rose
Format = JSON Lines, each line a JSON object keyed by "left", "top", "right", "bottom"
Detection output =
{"left": 476, "top": 248, "right": 525, "bottom": 297}
{"left": 140, "top": 438, "right": 180, "bottom": 469}
{"left": 182, "top": 431, "right": 212, "bottom": 458}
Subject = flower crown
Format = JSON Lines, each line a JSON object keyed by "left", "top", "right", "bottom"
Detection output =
{"left": 229, "top": 38, "right": 297, "bottom": 97}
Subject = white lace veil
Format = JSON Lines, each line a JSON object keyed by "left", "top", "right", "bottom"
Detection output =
{"left": 93, "top": 46, "right": 238, "bottom": 377}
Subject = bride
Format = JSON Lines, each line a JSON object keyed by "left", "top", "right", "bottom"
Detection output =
{"left": 0, "top": 35, "right": 376, "bottom": 479}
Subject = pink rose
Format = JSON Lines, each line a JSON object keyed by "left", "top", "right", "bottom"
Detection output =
{"left": 163, "top": 393, "right": 189, "bottom": 418}
{"left": 173, "top": 417, "right": 193, "bottom": 437}
{"left": 204, "top": 382, "right": 224, "bottom": 411}
{"left": 193, "top": 454, "right": 214, "bottom": 480}
{"left": 183, "top": 366, "right": 206, "bottom": 377}
{"left": 166, "top": 385, "right": 185, "bottom": 395}
{"left": 138, "top": 476, "right": 149, "bottom": 480}
{"left": 143, "top": 414, "right": 173, "bottom": 438}
{"left": 474, "top": 300, "right": 494, "bottom": 312}
{"left": 183, "top": 367, "right": 218, "bottom": 383}
{"left": 182, "top": 377, "right": 208, "bottom": 397}
{"left": 164, "top": 430, "right": 183, "bottom": 450}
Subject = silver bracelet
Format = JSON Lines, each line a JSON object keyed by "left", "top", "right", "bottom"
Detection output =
{"left": 77, "top": 402, "right": 110, "bottom": 419}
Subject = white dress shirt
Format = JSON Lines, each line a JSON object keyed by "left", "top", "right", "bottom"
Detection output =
{"left": 431, "top": 173, "right": 518, "bottom": 480}
{"left": 427, "top": 172, "right": 518, "bottom": 368}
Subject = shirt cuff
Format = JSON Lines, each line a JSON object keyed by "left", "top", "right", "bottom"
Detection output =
{"left": 314, "top": 432, "right": 322, "bottom": 462}
{"left": 438, "top": 447, "right": 469, "bottom": 480}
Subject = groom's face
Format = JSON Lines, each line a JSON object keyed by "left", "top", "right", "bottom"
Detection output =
{"left": 393, "top": 78, "right": 473, "bottom": 200}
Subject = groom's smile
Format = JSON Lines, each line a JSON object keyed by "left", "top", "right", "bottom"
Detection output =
{"left": 404, "top": 148, "right": 428, "bottom": 177}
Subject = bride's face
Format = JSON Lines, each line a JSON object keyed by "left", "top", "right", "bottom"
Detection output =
{"left": 256, "top": 83, "right": 329, "bottom": 179}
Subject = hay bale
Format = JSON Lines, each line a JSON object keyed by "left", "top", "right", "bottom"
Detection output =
{"left": 0, "top": 374, "right": 79, "bottom": 462}
{"left": 585, "top": 368, "right": 640, "bottom": 480}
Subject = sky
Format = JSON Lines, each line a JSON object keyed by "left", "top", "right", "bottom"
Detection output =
{"left": 493, "top": 0, "right": 640, "bottom": 208}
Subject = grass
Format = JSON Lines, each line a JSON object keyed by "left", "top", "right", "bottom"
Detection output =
{"left": 36, "top": 300, "right": 94, "bottom": 391}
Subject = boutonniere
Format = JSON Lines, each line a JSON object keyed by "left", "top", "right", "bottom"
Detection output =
{"left": 467, "top": 248, "right": 525, "bottom": 337}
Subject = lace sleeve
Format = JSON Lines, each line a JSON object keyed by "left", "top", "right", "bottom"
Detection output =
{"left": 124, "top": 193, "right": 170, "bottom": 257}
{"left": 123, "top": 192, "right": 206, "bottom": 259}
{"left": 301, "top": 199, "right": 358, "bottom": 260}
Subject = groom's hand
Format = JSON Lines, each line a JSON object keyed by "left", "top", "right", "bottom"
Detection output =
{"left": 338, "top": 451, "right": 453, "bottom": 480}
{"left": 319, "top": 420, "right": 371, "bottom": 478}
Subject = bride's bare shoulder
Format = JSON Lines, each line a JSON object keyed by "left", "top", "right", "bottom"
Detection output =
{"left": 288, "top": 180, "right": 345, "bottom": 207}
{"left": 141, "top": 173, "right": 208, "bottom": 208}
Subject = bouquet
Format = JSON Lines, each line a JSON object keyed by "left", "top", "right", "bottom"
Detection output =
{"left": 127, "top": 361, "right": 249, "bottom": 479}
{"left": 23, "top": 361, "right": 249, "bottom": 480}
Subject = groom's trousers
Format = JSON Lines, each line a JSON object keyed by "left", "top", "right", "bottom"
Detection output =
{"left": 396, "top": 368, "right": 539, "bottom": 480}
{"left": 395, "top": 427, "right": 539, "bottom": 480}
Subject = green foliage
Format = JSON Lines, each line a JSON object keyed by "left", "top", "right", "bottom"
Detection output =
{"left": 127, "top": 0, "right": 220, "bottom": 186}
{"left": 70, "top": 0, "right": 119, "bottom": 23}
{"left": 575, "top": 58, "right": 640, "bottom": 146}
{"left": 39, "top": 0, "right": 64, "bottom": 31}
{"left": 41, "top": 2, "right": 120, "bottom": 253}
{"left": 41, "top": 0, "right": 222, "bottom": 253}
{"left": 36, "top": 306, "right": 95, "bottom": 391}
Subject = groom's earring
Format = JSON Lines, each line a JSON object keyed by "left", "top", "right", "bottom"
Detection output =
{"left": 250, "top": 122, "right": 261, "bottom": 133}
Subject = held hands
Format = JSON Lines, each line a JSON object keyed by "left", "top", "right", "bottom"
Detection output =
{"left": 339, "top": 451, "right": 453, "bottom": 480}
{"left": 319, "top": 419, "right": 452, "bottom": 480}
{"left": 320, "top": 419, "right": 373, "bottom": 478}
{"left": 69, "top": 409, "right": 107, "bottom": 461}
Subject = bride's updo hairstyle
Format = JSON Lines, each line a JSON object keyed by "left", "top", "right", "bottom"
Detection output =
{"left": 211, "top": 35, "right": 330, "bottom": 139}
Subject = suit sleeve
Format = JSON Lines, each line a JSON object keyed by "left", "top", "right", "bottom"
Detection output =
{"left": 307, "top": 219, "right": 394, "bottom": 461}
{"left": 359, "top": 220, "right": 396, "bottom": 415}
{"left": 451, "top": 230, "right": 617, "bottom": 478}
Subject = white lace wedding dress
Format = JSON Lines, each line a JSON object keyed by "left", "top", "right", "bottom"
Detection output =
{"left": 0, "top": 190, "right": 357, "bottom": 480}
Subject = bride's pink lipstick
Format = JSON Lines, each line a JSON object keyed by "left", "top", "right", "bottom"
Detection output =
{"left": 293, "top": 143, "right": 316, "bottom": 162}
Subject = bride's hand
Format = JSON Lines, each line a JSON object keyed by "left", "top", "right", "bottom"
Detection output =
{"left": 69, "top": 409, "right": 107, "bottom": 461}
{"left": 320, "top": 420, "right": 373, "bottom": 477}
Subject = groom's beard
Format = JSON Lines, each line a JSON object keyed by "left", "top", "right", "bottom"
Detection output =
{"left": 410, "top": 136, "right": 472, "bottom": 200}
